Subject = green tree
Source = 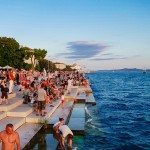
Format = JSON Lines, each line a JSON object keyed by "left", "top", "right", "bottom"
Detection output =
{"left": 35, "top": 59, "right": 56, "bottom": 72}
{"left": 0, "top": 37, "right": 25, "bottom": 69}
{"left": 63, "top": 65, "right": 74, "bottom": 71}
{"left": 22, "top": 47, "right": 47, "bottom": 70}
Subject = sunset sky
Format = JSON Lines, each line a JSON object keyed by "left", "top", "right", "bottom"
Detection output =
{"left": 0, "top": 0, "right": 150, "bottom": 70}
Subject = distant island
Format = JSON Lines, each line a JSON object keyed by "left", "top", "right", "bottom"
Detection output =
{"left": 91, "top": 68, "right": 150, "bottom": 73}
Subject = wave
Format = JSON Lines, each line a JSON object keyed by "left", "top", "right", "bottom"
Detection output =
{"left": 85, "top": 106, "right": 92, "bottom": 117}
{"left": 86, "top": 118, "right": 92, "bottom": 124}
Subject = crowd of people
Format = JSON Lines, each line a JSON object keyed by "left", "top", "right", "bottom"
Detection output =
{"left": 0, "top": 69, "right": 88, "bottom": 115}
{"left": 0, "top": 68, "right": 89, "bottom": 149}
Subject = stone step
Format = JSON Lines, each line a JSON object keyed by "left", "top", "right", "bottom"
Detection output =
{"left": 0, "top": 97, "right": 23, "bottom": 111}
{"left": 0, "top": 117, "right": 25, "bottom": 132}
{"left": 76, "top": 92, "right": 86, "bottom": 103}
{"left": 8, "top": 93, "right": 16, "bottom": 99}
{"left": 26, "top": 100, "right": 61, "bottom": 123}
{"left": 68, "top": 104, "right": 85, "bottom": 135}
{"left": 71, "top": 107, "right": 85, "bottom": 118}
{"left": 68, "top": 117, "right": 85, "bottom": 134}
{"left": 0, "top": 111, "right": 6, "bottom": 120}
{"left": 16, "top": 123, "right": 42, "bottom": 150}
{"left": 74, "top": 103, "right": 85, "bottom": 108}
{"left": 48, "top": 100, "right": 74, "bottom": 125}
{"left": 86, "top": 93, "right": 96, "bottom": 105}
{"left": 65, "top": 87, "right": 78, "bottom": 100}
{"left": 7, "top": 104, "right": 34, "bottom": 117}
{"left": 78, "top": 86, "right": 93, "bottom": 93}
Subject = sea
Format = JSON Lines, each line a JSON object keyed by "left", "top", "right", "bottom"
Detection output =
{"left": 32, "top": 71, "right": 150, "bottom": 150}
{"left": 73, "top": 71, "right": 150, "bottom": 150}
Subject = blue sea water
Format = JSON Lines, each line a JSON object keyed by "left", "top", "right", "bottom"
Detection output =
{"left": 73, "top": 71, "right": 150, "bottom": 150}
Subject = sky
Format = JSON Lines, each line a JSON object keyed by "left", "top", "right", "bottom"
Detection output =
{"left": 0, "top": 0, "right": 150, "bottom": 70}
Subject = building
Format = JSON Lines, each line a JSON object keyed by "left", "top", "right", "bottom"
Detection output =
{"left": 55, "top": 63, "right": 66, "bottom": 70}
{"left": 71, "top": 63, "right": 82, "bottom": 71}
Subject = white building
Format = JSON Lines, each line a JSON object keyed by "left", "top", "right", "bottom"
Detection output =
{"left": 71, "top": 63, "right": 82, "bottom": 71}
{"left": 55, "top": 63, "right": 66, "bottom": 70}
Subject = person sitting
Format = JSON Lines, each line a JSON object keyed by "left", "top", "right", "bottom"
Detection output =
{"left": 23, "top": 85, "right": 30, "bottom": 104}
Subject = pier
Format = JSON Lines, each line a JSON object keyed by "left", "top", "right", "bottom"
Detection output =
{"left": 0, "top": 85, "right": 96, "bottom": 149}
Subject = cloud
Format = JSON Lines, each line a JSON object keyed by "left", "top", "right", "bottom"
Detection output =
{"left": 91, "top": 57, "right": 128, "bottom": 61}
{"left": 90, "top": 55, "right": 140, "bottom": 61}
{"left": 59, "top": 41, "right": 108, "bottom": 59}
{"left": 101, "top": 53, "right": 113, "bottom": 56}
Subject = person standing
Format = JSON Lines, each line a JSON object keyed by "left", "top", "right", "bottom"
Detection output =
{"left": 60, "top": 92, "right": 65, "bottom": 108}
{"left": 0, "top": 124, "right": 20, "bottom": 150}
{"left": 0, "top": 80, "right": 9, "bottom": 105}
{"left": 67, "top": 78, "right": 72, "bottom": 94}
{"left": 37, "top": 84, "right": 47, "bottom": 116}
{"left": 8, "top": 70, "right": 15, "bottom": 94}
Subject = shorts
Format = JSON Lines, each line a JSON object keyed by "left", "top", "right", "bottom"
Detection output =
{"left": 1, "top": 92, "right": 8, "bottom": 99}
{"left": 37, "top": 101, "right": 46, "bottom": 110}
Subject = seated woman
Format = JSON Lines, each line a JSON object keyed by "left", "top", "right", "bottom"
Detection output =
{"left": 23, "top": 85, "right": 30, "bottom": 104}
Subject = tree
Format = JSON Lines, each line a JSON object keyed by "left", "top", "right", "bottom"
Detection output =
{"left": 22, "top": 47, "right": 47, "bottom": 70}
{"left": 63, "top": 65, "right": 74, "bottom": 71}
{"left": 0, "top": 37, "right": 25, "bottom": 69}
{"left": 36, "top": 59, "right": 56, "bottom": 72}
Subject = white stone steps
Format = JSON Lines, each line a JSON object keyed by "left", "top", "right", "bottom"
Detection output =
{"left": 48, "top": 100, "right": 74, "bottom": 125}
{"left": 68, "top": 104, "right": 85, "bottom": 134}
{"left": 76, "top": 92, "right": 86, "bottom": 103}
{"left": 65, "top": 87, "right": 78, "bottom": 100}
{"left": 26, "top": 100, "right": 61, "bottom": 123}
{"left": 8, "top": 93, "right": 16, "bottom": 99}
{"left": 7, "top": 104, "right": 33, "bottom": 117}
{"left": 78, "top": 86, "right": 93, "bottom": 93}
{"left": 68, "top": 117, "right": 85, "bottom": 133}
{"left": 0, "top": 111, "right": 6, "bottom": 120}
{"left": 0, "top": 97, "right": 23, "bottom": 111}
{"left": 0, "top": 117, "right": 25, "bottom": 132}
{"left": 16, "top": 123, "right": 42, "bottom": 149}
{"left": 70, "top": 107, "right": 85, "bottom": 118}
{"left": 86, "top": 93, "right": 96, "bottom": 105}
{"left": 74, "top": 103, "right": 85, "bottom": 108}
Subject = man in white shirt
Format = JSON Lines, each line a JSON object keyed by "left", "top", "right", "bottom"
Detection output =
{"left": 37, "top": 84, "right": 47, "bottom": 116}
{"left": 67, "top": 78, "right": 72, "bottom": 94}
{"left": 59, "top": 125, "right": 74, "bottom": 149}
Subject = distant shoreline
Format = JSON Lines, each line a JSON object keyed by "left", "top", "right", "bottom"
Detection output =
{"left": 88, "top": 68, "right": 150, "bottom": 73}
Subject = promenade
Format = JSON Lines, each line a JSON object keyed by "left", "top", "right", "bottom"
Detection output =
{"left": 0, "top": 71, "right": 96, "bottom": 149}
